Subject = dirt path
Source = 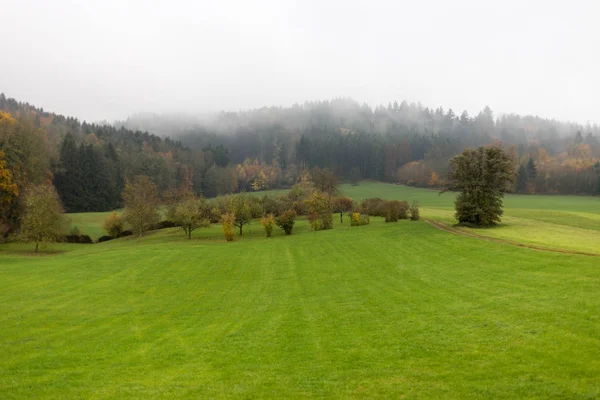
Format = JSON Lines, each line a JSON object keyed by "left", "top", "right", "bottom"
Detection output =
{"left": 426, "top": 220, "right": 599, "bottom": 257}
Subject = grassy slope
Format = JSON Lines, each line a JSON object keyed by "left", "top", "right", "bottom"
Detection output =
{"left": 1, "top": 219, "right": 600, "bottom": 398}
{"left": 67, "top": 211, "right": 121, "bottom": 240}
{"left": 339, "top": 182, "right": 600, "bottom": 254}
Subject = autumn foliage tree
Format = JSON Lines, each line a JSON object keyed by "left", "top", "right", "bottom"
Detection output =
{"left": 449, "top": 146, "right": 514, "bottom": 227}
{"left": 306, "top": 191, "right": 333, "bottom": 230}
{"left": 228, "top": 193, "right": 262, "bottom": 236}
{"left": 122, "top": 176, "right": 160, "bottom": 236}
{"left": 18, "top": 184, "right": 67, "bottom": 252}
{"left": 260, "top": 214, "right": 275, "bottom": 237}
{"left": 276, "top": 210, "right": 296, "bottom": 235}
{"left": 310, "top": 167, "right": 339, "bottom": 199}
{"left": 171, "top": 196, "right": 211, "bottom": 239}
{"left": 331, "top": 196, "right": 354, "bottom": 223}
{"left": 0, "top": 150, "right": 18, "bottom": 235}
{"left": 221, "top": 213, "right": 235, "bottom": 241}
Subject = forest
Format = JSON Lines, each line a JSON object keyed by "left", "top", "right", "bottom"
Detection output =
{"left": 1, "top": 93, "right": 599, "bottom": 236}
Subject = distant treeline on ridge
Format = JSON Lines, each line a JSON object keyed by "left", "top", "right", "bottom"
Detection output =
{"left": 1, "top": 94, "right": 599, "bottom": 230}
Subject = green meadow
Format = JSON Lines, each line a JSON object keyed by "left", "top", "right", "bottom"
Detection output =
{"left": 1, "top": 182, "right": 599, "bottom": 398}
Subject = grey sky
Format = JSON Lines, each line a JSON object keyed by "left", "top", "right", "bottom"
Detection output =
{"left": 2, "top": 0, "right": 599, "bottom": 124}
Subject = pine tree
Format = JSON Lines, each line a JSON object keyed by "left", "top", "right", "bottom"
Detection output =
{"left": 450, "top": 146, "right": 515, "bottom": 226}
{"left": 526, "top": 157, "right": 537, "bottom": 180}
{"left": 54, "top": 133, "right": 83, "bottom": 212}
{"left": 517, "top": 164, "right": 528, "bottom": 193}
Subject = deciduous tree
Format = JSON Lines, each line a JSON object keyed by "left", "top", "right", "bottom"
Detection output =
{"left": 172, "top": 196, "right": 210, "bottom": 239}
{"left": 331, "top": 196, "right": 354, "bottom": 223}
{"left": 18, "top": 184, "right": 67, "bottom": 252}
{"left": 310, "top": 167, "right": 339, "bottom": 199}
{"left": 122, "top": 176, "right": 160, "bottom": 236}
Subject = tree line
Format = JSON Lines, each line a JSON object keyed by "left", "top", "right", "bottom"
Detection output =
{"left": 1, "top": 93, "right": 599, "bottom": 238}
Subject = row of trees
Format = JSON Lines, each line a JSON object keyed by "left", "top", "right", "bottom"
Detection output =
{"left": 10, "top": 144, "right": 518, "bottom": 251}
{"left": 102, "top": 168, "right": 421, "bottom": 243}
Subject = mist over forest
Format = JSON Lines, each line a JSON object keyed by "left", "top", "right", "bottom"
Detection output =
{"left": 1, "top": 92, "right": 599, "bottom": 228}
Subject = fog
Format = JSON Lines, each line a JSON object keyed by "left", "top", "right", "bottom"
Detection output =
{"left": 2, "top": 0, "right": 599, "bottom": 124}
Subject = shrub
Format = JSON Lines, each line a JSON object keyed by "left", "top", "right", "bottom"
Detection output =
{"left": 306, "top": 191, "right": 333, "bottom": 231}
{"left": 62, "top": 235, "right": 78, "bottom": 243}
{"left": 308, "top": 211, "right": 333, "bottom": 230}
{"left": 276, "top": 210, "right": 296, "bottom": 235}
{"left": 409, "top": 201, "right": 420, "bottom": 221}
{"left": 381, "top": 200, "right": 409, "bottom": 222}
{"left": 260, "top": 214, "right": 276, "bottom": 237}
{"left": 292, "top": 200, "right": 308, "bottom": 216}
{"left": 97, "top": 235, "right": 114, "bottom": 243}
{"left": 69, "top": 226, "right": 81, "bottom": 236}
{"left": 359, "top": 198, "right": 387, "bottom": 216}
{"left": 153, "top": 220, "right": 178, "bottom": 230}
{"left": 119, "top": 230, "right": 133, "bottom": 237}
{"left": 62, "top": 234, "right": 93, "bottom": 244}
{"left": 221, "top": 213, "right": 235, "bottom": 242}
{"left": 350, "top": 212, "right": 370, "bottom": 226}
{"left": 104, "top": 212, "right": 124, "bottom": 237}
{"left": 78, "top": 235, "right": 93, "bottom": 244}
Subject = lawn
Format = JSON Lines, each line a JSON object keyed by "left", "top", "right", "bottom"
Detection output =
{"left": 1, "top": 216, "right": 600, "bottom": 398}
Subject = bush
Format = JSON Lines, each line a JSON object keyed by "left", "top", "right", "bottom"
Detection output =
{"left": 69, "top": 226, "right": 81, "bottom": 236}
{"left": 292, "top": 200, "right": 308, "bottom": 216}
{"left": 306, "top": 191, "right": 333, "bottom": 231}
{"left": 97, "top": 235, "right": 114, "bottom": 243}
{"left": 62, "top": 235, "right": 79, "bottom": 243}
{"left": 260, "top": 214, "right": 276, "bottom": 237}
{"left": 152, "top": 220, "right": 178, "bottom": 230}
{"left": 359, "top": 198, "right": 387, "bottom": 216}
{"left": 221, "top": 213, "right": 235, "bottom": 242}
{"left": 350, "top": 212, "right": 370, "bottom": 226}
{"left": 78, "top": 235, "right": 93, "bottom": 244}
{"left": 409, "top": 201, "right": 420, "bottom": 221}
{"left": 276, "top": 210, "right": 296, "bottom": 235}
{"left": 384, "top": 200, "right": 409, "bottom": 222}
{"left": 62, "top": 234, "right": 93, "bottom": 244}
{"left": 119, "top": 230, "right": 133, "bottom": 237}
{"left": 307, "top": 211, "right": 333, "bottom": 230}
{"left": 103, "top": 212, "right": 124, "bottom": 237}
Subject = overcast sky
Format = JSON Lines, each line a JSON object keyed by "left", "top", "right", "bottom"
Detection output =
{"left": 2, "top": 0, "right": 599, "bottom": 124}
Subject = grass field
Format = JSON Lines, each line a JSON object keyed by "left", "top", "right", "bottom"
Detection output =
{"left": 2, "top": 182, "right": 599, "bottom": 398}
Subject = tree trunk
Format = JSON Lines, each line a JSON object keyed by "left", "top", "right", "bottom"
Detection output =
{"left": 340, "top": 212, "right": 343, "bottom": 223}
{"left": 188, "top": 227, "right": 191, "bottom": 240}
{"left": 35, "top": 243, "right": 39, "bottom": 253}
{"left": 239, "top": 225, "right": 243, "bottom": 236}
